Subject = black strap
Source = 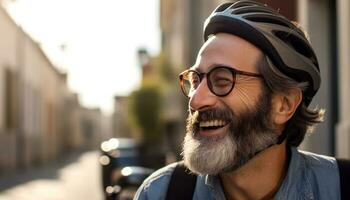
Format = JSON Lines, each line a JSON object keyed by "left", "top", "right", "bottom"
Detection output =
{"left": 336, "top": 158, "right": 350, "bottom": 200}
{"left": 166, "top": 161, "right": 197, "bottom": 200}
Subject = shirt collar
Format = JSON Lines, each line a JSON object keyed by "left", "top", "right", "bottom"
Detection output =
{"left": 204, "top": 174, "right": 216, "bottom": 189}
{"left": 205, "top": 174, "right": 227, "bottom": 199}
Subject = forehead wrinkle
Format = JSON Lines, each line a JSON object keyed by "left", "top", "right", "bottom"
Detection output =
{"left": 196, "top": 34, "right": 264, "bottom": 73}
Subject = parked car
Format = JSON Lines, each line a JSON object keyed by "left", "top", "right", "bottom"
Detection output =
{"left": 99, "top": 138, "right": 156, "bottom": 200}
{"left": 105, "top": 166, "right": 154, "bottom": 200}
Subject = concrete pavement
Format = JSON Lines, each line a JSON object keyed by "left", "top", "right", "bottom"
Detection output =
{"left": 0, "top": 151, "right": 104, "bottom": 200}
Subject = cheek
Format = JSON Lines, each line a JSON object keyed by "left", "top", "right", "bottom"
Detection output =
{"left": 225, "top": 84, "right": 263, "bottom": 112}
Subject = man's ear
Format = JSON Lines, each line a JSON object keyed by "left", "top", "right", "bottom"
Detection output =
{"left": 271, "top": 88, "right": 302, "bottom": 126}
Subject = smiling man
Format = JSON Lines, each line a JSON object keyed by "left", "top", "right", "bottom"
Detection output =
{"left": 134, "top": 1, "right": 346, "bottom": 200}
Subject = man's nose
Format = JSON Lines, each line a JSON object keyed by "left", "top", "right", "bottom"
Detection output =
{"left": 189, "top": 78, "right": 216, "bottom": 111}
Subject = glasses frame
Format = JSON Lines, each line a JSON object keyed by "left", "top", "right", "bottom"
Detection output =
{"left": 179, "top": 66, "right": 262, "bottom": 97}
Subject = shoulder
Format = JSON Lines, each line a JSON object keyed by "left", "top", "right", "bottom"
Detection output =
{"left": 142, "top": 162, "right": 177, "bottom": 189}
{"left": 134, "top": 162, "right": 178, "bottom": 200}
{"left": 298, "top": 150, "right": 338, "bottom": 174}
{"left": 296, "top": 149, "right": 340, "bottom": 197}
{"left": 297, "top": 149, "right": 338, "bottom": 170}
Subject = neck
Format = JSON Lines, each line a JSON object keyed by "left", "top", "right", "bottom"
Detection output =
{"left": 220, "top": 142, "right": 289, "bottom": 200}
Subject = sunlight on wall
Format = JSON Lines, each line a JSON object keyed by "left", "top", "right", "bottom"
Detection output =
{"left": 4, "top": 0, "right": 161, "bottom": 114}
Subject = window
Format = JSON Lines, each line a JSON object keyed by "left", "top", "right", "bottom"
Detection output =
{"left": 5, "top": 68, "right": 18, "bottom": 130}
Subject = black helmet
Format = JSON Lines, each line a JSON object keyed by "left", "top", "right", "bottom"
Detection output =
{"left": 203, "top": 0, "right": 320, "bottom": 106}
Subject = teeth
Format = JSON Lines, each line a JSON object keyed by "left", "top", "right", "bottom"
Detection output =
{"left": 199, "top": 120, "right": 227, "bottom": 128}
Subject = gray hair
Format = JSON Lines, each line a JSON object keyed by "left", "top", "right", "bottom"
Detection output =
{"left": 257, "top": 54, "right": 325, "bottom": 147}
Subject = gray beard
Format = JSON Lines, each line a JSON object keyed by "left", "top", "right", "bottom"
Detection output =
{"left": 182, "top": 90, "right": 279, "bottom": 175}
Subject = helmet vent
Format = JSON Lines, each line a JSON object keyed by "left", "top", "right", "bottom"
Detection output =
{"left": 274, "top": 31, "right": 317, "bottom": 66}
{"left": 232, "top": 1, "right": 267, "bottom": 9}
{"left": 244, "top": 15, "right": 292, "bottom": 29}
{"left": 214, "top": 3, "right": 233, "bottom": 13}
{"left": 233, "top": 7, "right": 274, "bottom": 15}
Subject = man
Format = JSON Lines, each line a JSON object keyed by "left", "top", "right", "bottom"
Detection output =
{"left": 135, "top": 1, "right": 345, "bottom": 199}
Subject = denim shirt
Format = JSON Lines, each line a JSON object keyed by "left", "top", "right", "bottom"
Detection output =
{"left": 134, "top": 148, "right": 340, "bottom": 200}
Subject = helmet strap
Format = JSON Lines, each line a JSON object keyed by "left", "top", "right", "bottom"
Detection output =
{"left": 276, "top": 122, "right": 291, "bottom": 144}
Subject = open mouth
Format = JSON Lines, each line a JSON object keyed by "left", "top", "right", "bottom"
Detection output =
{"left": 199, "top": 119, "right": 229, "bottom": 131}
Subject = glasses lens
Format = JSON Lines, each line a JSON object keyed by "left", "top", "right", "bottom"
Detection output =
{"left": 181, "top": 71, "right": 200, "bottom": 97}
{"left": 209, "top": 67, "right": 234, "bottom": 96}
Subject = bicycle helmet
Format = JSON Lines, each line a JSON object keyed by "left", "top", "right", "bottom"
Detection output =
{"left": 203, "top": 0, "right": 320, "bottom": 106}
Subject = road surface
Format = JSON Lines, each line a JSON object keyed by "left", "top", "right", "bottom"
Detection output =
{"left": 0, "top": 151, "right": 104, "bottom": 200}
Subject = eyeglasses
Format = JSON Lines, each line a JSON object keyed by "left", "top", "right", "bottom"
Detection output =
{"left": 179, "top": 66, "right": 262, "bottom": 97}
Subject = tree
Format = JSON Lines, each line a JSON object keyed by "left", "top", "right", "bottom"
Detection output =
{"left": 128, "top": 84, "right": 162, "bottom": 143}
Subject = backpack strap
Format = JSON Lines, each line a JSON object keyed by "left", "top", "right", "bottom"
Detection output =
{"left": 165, "top": 161, "right": 197, "bottom": 200}
{"left": 336, "top": 158, "right": 350, "bottom": 200}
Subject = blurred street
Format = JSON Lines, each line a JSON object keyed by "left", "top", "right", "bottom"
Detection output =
{"left": 0, "top": 151, "right": 103, "bottom": 200}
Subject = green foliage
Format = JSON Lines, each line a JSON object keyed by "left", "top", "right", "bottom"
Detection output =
{"left": 128, "top": 85, "right": 162, "bottom": 141}
{"left": 153, "top": 51, "right": 177, "bottom": 84}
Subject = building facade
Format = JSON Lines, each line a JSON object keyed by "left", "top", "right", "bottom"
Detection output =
{"left": 0, "top": 5, "right": 103, "bottom": 173}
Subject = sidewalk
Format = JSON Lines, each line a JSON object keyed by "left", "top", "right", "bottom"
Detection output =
{"left": 0, "top": 151, "right": 104, "bottom": 200}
